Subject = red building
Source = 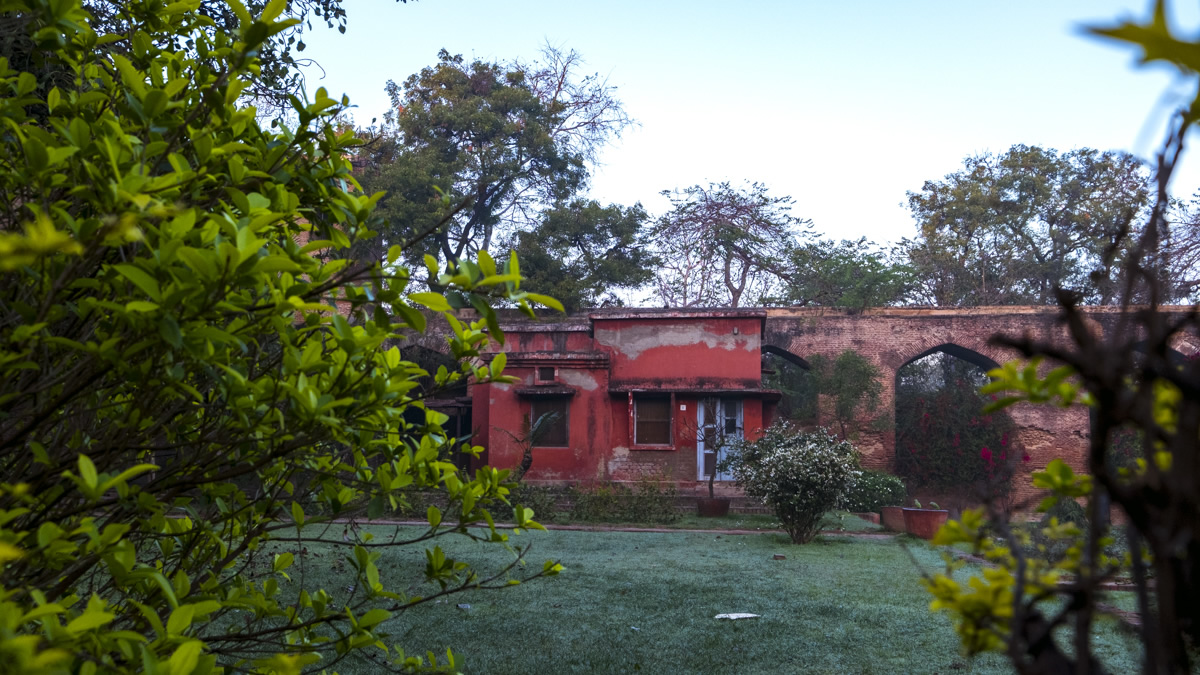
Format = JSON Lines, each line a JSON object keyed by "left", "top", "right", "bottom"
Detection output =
{"left": 473, "top": 309, "right": 779, "bottom": 486}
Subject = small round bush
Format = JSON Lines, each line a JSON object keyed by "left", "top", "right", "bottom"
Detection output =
{"left": 843, "top": 469, "right": 907, "bottom": 512}
{"left": 724, "top": 423, "right": 861, "bottom": 544}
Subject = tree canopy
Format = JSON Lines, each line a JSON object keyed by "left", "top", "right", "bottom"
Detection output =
{"left": 899, "top": 145, "right": 1151, "bottom": 306}
{"left": 356, "top": 46, "right": 632, "bottom": 273}
{"left": 505, "top": 199, "right": 656, "bottom": 311}
{"left": 651, "top": 181, "right": 810, "bottom": 308}
{"left": 781, "top": 238, "right": 913, "bottom": 309}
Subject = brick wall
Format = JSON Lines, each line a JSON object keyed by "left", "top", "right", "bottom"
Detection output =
{"left": 416, "top": 306, "right": 1199, "bottom": 510}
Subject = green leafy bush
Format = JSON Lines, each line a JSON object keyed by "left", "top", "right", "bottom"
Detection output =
{"left": 568, "top": 478, "right": 680, "bottom": 524}
{"left": 0, "top": 2, "right": 562, "bottom": 672}
{"left": 842, "top": 469, "right": 907, "bottom": 512}
{"left": 508, "top": 484, "right": 565, "bottom": 523}
{"left": 723, "top": 424, "right": 860, "bottom": 543}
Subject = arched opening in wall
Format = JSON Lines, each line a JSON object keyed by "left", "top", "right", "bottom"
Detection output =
{"left": 761, "top": 346, "right": 815, "bottom": 426}
{"left": 893, "top": 344, "right": 1020, "bottom": 509}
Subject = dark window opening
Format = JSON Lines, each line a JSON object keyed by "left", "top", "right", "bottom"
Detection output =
{"left": 723, "top": 400, "right": 740, "bottom": 435}
{"left": 537, "top": 366, "right": 556, "bottom": 382}
{"left": 634, "top": 397, "right": 671, "bottom": 445}
{"left": 531, "top": 398, "right": 569, "bottom": 447}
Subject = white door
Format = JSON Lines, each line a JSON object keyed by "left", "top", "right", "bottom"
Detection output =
{"left": 697, "top": 398, "right": 743, "bottom": 481}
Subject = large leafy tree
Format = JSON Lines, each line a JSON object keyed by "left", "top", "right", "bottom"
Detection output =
{"left": 0, "top": 2, "right": 558, "bottom": 672}
{"left": 505, "top": 199, "right": 656, "bottom": 311}
{"left": 356, "top": 46, "right": 633, "bottom": 272}
{"left": 900, "top": 145, "right": 1151, "bottom": 306}
{"left": 651, "top": 181, "right": 810, "bottom": 308}
{"left": 781, "top": 238, "right": 913, "bottom": 309}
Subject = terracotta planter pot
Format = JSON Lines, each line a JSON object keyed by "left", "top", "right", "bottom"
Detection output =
{"left": 902, "top": 508, "right": 949, "bottom": 540}
{"left": 696, "top": 497, "right": 731, "bottom": 517}
{"left": 880, "top": 506, "right": 906, "bottom": 532}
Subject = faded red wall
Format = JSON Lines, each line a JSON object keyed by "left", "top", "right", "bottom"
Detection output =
{"left": 595, "top": 315, "right": 763, "bottom": 388}
{"left": 433, "top": 305, "right": 1200, "bottom": 505}
{"left": 476, "top": 320, "right": 613, "bottom": 482}
{"left": 476, "top": 310, "right": 773, "bottom": 486}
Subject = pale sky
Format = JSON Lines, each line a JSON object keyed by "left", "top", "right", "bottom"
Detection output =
{"left": 298, "top": 1, "right": 1200, "bottom": 247}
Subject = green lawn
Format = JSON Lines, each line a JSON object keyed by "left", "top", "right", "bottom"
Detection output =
{"left": 477, "top": 509, "right": 882, "bottom": 533}
{"left": 276, "top": 524, "right": 1142, "bottom": 674}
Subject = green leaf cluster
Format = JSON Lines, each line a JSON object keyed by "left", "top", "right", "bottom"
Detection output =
{"left": 922, "top": 461, "right": 1125, "bottom": 663}
{"left": 781, "top": 238, "right": 913, "bottom": 310}
{"left": 0, "top": 2, "right": 558, "bottom": 672}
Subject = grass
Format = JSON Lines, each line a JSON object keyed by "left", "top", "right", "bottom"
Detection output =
{"left": 535, "top": 509, "right": 883, "bottom": 533}
{"left": 277, "top": 525, "right": 1142, "bottom": 675}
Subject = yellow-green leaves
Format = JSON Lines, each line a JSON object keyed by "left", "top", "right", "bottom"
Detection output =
{"left": 0, "top": 215, "right": 83, "bottom": 270}
{"left": 981, "top": 358, "right": 1089, "bottom": 411}
{"left": 0, "top": 0, "right": 564, "bottom": 671}
{"left": 1031, "top": 459, "right": 1092, "bottom": 501}
{"left": 254, "top": 652, "right": 321, "bottom": 675}
{"left": 408, "top": 291, "right": 451, "bottom": 312}
{"left": 1088, "top": 0, "right": 1200, "bottom": 74}
{"left": 0, "top": 541, "right": 23, "bottom": 562}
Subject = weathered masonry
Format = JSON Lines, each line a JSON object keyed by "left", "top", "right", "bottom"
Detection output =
{"left": 472, "top": 309, "right": 775, "bottom": 485}
{"left": 427, "top": 306, "right": 1200, "bottom": 496}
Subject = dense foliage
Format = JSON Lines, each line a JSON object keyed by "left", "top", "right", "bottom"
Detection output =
{"left": 894, "top": 354, "right": 1020, "bottom": 503}
{"left": 0, "top": 2, "right": 560, "bottom": 672}
{"left": 566, "top": 479, "right": 680, "bottom": 524}
{"left": 842, "top": 470, "right": 907, "bottom": 513}
{"left": 782, "top": 238, "right": 913, "bottom": 309}
{"left": 923, "top": 5, "right": 1200, "bottom": 672}
{"left": 762, "top": 349, "right": 884, "bottom": 440}
{"left": 723, "top": 424, "right": 860, "bottom": 544}
{"left": 899, "top": 144, "right": 1151, "bottom": 306}
{"left": 506, "top": 199, "right": 656, "bottom": 311}
{"left": 79, "top": 0, "right": 403, "bottom": 116}
{"left": 356, "top": 46, "right": 632, "bottom": 276}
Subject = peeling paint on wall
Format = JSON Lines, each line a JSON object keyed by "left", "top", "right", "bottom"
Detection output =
{"left": 595, "top": 322, "right": 758, "bottom": 359}
{"left": 558, "top": 369, "right": 599, "bottom": 391}
{"left": 605, "top": 445, "right": 631, "bottom": 477}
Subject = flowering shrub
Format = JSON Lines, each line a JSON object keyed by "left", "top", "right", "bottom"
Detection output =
{"left": 723, "top": 423, "right": 861, "bottom": 543}
{"left": 842, "top": 469, "right": 907, "bottom": 512}
{"left": 894, "top": 357, "right": 1021, "bottom": 501}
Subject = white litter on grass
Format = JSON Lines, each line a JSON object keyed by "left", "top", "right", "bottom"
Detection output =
{"left": 714, "top": 613, "right": 760, "bottom": 620}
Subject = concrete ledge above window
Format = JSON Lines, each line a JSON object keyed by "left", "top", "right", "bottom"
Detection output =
{"left": 515, "top": 386, "right": 577, "bottom": 397}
